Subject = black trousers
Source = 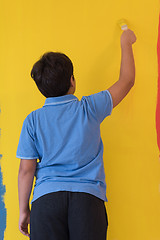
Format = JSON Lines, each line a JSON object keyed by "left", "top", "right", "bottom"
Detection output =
{"left": 30, "top": 191, "right": 108, "bottom": 240}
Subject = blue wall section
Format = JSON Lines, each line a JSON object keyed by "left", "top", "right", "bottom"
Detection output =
{"left": 0, "top": 155, "right": 6, "bottom": 240}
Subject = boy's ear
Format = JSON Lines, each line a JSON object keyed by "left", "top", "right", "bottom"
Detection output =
{"left": 70, "top": 75, "right": 75, "bottom": 87}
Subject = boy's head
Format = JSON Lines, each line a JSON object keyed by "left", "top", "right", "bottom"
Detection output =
{"left": 31, "top": 52, "right": 75, "bottom": 98}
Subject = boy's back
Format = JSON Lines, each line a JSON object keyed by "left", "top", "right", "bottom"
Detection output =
{"left": 17, "top": 90, "right": 113, "bottom": 203}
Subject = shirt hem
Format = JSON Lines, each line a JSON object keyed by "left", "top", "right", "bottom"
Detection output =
{"left": 31, "top": 182, "right": 108, "bottom": 204}
{"left": 105, "top": 90, "right": 113, "bottom": 115}
{"left": 16, "top": 155, "right": 39, "bottom": 159}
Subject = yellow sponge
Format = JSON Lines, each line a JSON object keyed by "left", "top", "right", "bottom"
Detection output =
{"left": 118, "top": 19, "right": 128, "bottom": 30}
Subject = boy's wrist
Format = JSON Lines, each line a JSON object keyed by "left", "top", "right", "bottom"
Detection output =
{"left": 19, "top": 205, "right": 30, "bottom": 215}
{"left": 121, "top": 41, "right": 133, "bottom": 49}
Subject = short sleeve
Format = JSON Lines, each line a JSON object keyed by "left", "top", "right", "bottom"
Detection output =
{"left": 16, "top": 113, "right": 39, "bottom": 159}
{"left": 83, "top": 90, "right": 113, "bottom": 123}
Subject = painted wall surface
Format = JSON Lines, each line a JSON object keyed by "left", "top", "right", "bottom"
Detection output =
{"left": 0, "top": 0, "right": 160, "bottom": 239}
{"left": 156, "top": 16, "right": 160, "bottom": 155}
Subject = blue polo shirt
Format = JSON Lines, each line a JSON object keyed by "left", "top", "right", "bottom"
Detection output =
{"left": 16, "top": 90, "right": 113, "bottom": 203}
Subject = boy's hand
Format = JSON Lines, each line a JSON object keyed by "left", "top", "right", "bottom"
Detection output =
{"left": 19, "top": 209, "right": 30, "bottom": 237}
{"left": 121, "top": 29, "right": 137, "bottom": 47}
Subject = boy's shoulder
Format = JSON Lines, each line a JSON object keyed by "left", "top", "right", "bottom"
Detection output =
{"left": 24, "top": 107, "right": 43, "bottom": 122}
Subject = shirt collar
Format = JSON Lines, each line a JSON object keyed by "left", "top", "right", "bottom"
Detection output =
{"left": 43, "top": 94, "right": 78, "bottom": 106}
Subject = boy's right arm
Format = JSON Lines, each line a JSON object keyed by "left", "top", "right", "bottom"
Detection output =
{"left": 107, "top": 29, "right": 137, "bottom": 108}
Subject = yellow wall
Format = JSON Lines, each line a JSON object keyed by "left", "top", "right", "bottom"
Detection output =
{"left": 0, "top": 0, "right": 160, "bottom": 239}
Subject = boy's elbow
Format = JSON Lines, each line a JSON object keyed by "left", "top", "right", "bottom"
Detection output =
{"left": 130, "top": 78, "right": 135, "bottom": 87}
{"left": 130, "top": 71, "right": 135, "bottom": 86}
{"left": 128, "top": 74, "right": 135, "bottom": 87}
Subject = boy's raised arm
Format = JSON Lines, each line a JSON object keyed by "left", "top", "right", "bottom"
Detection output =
{"left": 18, "top": 159, "right": 37, "bottom": 237}
{"left": 107, "top": 29, "right": 137, "bottom": 108}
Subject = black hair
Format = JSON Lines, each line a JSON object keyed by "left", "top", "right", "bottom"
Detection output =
{"left": 30, "top": 52, "right": 74, "bottom": 97}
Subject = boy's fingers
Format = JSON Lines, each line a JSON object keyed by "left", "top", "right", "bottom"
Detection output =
{"left": 19, "top": 212, "right": 30, "bottom": 237}
{"left": 19, "top": 225, "right": 30, "bottom": 237}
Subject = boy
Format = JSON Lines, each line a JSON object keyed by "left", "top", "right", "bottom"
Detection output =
{"left": 17, "top": 29, "right": 136, "bottom": 240}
